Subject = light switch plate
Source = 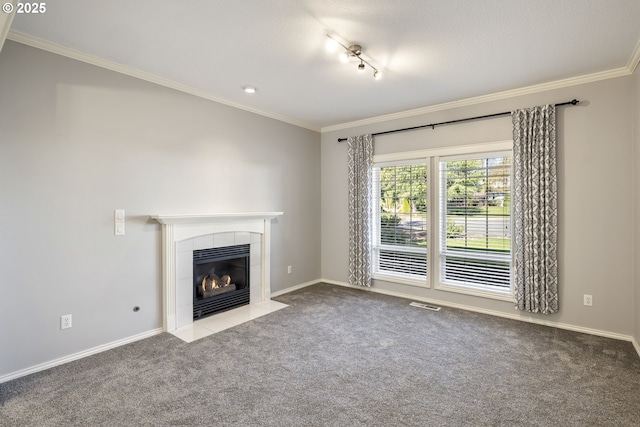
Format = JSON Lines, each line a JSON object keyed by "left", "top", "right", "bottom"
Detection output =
{"left": 115, "top": 223, "right": 125, "bottom": 236}
{"left": 114, "top": 209, "right": 125, "bottom": 236}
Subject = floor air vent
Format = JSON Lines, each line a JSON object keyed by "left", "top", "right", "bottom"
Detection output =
{"left": 409, "top": 301, "right": 441, "bottom": 311}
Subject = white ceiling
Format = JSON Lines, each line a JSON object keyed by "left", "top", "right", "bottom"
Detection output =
{"left": 5, "top": 0, "right": 640, "bottom": 131}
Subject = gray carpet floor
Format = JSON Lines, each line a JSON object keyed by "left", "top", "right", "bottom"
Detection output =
{"left": 2, "top": 283, "right": 640, "bottom": 426}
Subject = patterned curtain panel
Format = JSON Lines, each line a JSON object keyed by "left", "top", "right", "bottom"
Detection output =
{"left": 512, "top": 105, "right": 559, "bottom": 314}
{"left": 347, "top": 134, "right": 373, "bottom": 287}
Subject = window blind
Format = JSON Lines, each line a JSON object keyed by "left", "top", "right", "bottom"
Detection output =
{"left": 439, "top": 155, "right": 512, "bottom": 290}
{"left": 372, "top": 163, "right": 428, "bottom": 279}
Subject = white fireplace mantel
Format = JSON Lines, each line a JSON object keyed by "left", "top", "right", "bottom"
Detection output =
{"left": 151, "top": 212, "right": 284, "bottom": 225}
{"left": 151, "top": 212, "right": 283, "bottom": 332}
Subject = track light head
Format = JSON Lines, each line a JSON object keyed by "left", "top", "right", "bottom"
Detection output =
{"left": 326, "top": 34, "right": 381, "bottom": 80}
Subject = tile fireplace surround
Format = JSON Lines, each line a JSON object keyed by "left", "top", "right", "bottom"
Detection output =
{"left": 151, "top": 212, "right": 284, "bottom": 335}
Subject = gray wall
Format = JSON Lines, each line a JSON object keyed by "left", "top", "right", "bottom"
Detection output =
{"left": 634, "top": 64, "right": 640, "bottom": 348}
{"left": 322, "top": 76, "right": 635, "bottom": 337}
{"left": 0, "top": 41, "right": 321, "bottom": 378}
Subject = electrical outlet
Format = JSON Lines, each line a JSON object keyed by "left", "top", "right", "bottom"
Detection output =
{"left": 60, "top": 314, "right": 72, "bottom": 329}
{"left": 287, "top": 265, "right": 292, "bottom": 274}
{"left": 583, "top": 294, "right": 593, "bottom": 306}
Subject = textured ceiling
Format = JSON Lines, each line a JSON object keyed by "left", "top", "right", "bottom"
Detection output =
{"left": 6, "top": 0, "right": 640, "bottom": 130}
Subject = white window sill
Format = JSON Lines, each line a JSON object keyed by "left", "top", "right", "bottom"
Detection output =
{"left": 435, "top": 282, "right": 513, "bottom": 302}
{"left": 373, "top": 272, "right": 429, "bottom": 288}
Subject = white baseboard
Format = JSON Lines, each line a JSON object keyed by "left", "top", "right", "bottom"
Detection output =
{"left": 1, "top": 280, "right": 319, "bottom": 384}
{"left": 0, "top": 328, "right": 164, "bottom": 384}
{"left": 4, "top": 279, "right": 637, "bottom": 384}
{"left": 2, "top": 278, "right": 322, "bottom": 385}
{"left": 320, "top": 278, "right": 635, "bottom": 344}
{"left": 271, "top": 279, "right": 320, "bottom": 298}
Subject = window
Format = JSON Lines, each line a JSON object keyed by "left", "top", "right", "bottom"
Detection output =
{"left": 371, "top": 142, "right": 513, "bottom": 299}
{"left": 438, "top": 153, "right": 512, "bottom": 295}
{"left": 372, "top": 161, "right": 428, "bottom": 284}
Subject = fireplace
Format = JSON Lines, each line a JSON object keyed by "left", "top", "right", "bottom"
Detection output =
{"left": 150, "top": 212, "right": 283, "bottom": 332}
{"left": 193, "top": 244, "right": 250, "bottom": 319}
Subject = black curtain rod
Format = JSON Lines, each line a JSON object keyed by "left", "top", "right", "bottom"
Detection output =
{"left": 337, "top": 99, "right": 579, "bottom": 142}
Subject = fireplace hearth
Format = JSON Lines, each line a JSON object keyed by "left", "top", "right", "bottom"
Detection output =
{"left": 193, "top": 244, "right": 250, "bottom": 319}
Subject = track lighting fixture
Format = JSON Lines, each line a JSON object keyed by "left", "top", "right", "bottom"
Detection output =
{"left": 326, "top": 34, "right": 381, "bottom": 80}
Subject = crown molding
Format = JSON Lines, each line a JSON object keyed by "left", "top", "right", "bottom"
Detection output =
{"left": 321, "top": 63, "right": 638, "bottom": 134}
{"left": 6, "top": 30, "right": 321, "bottom": 133}
{"left": 628, "top": 38, "right": 640, "bottom": 74}
{"left": 7, "top": 30, "right": 639, "bottom": 136}
{"left": 0, "top": 1, "right": 18, "bottom": 53}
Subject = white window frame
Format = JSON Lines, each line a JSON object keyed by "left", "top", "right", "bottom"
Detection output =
{"left": 372, "top": 158, "right": 430, "bottom": 288}
{"left": 371, "top": 141, "right": 513, "bottom": 301}
{"left": 434, "top": 150, "right": 513, "bottom": 301}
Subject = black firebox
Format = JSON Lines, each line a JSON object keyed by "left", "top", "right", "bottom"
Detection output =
{"left": 192, "top": 244, "right": 250, "bottom": 320}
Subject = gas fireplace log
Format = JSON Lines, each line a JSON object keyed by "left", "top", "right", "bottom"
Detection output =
{"left": 201, "top": 283, "right": 237, "bottom": 299}
{"left": 202, "top": 273, "right": 233, "bottom": 292}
